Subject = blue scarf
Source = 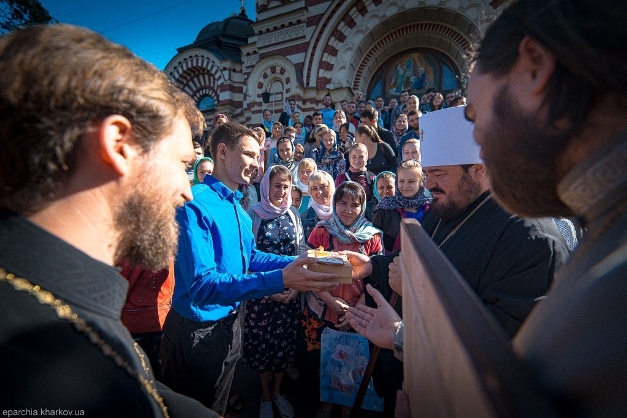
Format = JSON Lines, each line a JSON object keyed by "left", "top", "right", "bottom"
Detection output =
{"left": 317, "top": 183, "right": 382, "bottom": 244}
{"left": 375, "top": 187, "right": 432, "bottom": 211}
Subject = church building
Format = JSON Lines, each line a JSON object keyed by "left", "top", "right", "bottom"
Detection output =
{"left": 163, "top": 0, "right": 506, "bottom": 129}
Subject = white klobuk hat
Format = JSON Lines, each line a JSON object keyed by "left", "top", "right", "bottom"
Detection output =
{"left": 420, "top": 106, "right": 483, "bottom": 167}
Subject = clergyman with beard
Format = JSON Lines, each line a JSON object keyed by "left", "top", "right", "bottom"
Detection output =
{"left": 0, "top": 25, "right": 218, "bottom": 416}
{"left": 344, "top": 106, "right": 570, "bottom": 416}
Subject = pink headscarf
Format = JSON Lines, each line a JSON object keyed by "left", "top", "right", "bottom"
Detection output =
{"left": 251, "top": 166, "right": 293, "bottom": 220}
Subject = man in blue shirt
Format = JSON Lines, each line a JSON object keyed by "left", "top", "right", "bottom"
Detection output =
{"left": 160, "top": 123, "right": 338, "bottom": 414}
{"left": 320, "top": 93, "right": 335, "bottom": 127}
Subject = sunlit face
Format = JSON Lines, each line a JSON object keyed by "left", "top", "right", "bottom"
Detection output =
{"left": 377, "top": 176, "right": 395, "bottom": 199}
{"left": 114, "top": 116, "right": 194, "bottom": 270}
{"left": 358, "top": 102, "right": 365, "bottom": 113}
{"left": 291, "top": 189, "right": 302, "bottom": 209}
{"left": 194, "top": 146, "right": 203, "bottom": 160}
{"left": 196, "top": 160, "right": 214, "bottom": 183}
{"left": 309, "top": 179, "right": 332, "bottom": 206}
{"left": 336, "top": 193, "right": 362, "bottom": 227}
{"left": 334, "top": 112, "right": 346, "bottom": 126}
{"left": 348, "top": 103, "right": 356, "bottom": 114}
{"left": 272, "top": 124, "right": 283, "bottom": 139}
{"left": 294, "top": 123, "right": 303, "bottom": 135}
{"left": 354, "top": 90, "right": 363, "bottom": 101}
{"left": 407, "top": 96, "right": 418, "bottom": 111}
{"left": 219, "top": 135, "right": 260, "bottom": 190}
{"left": 298, "top": 165, "right": 314, "bottom": 184}
{"left": 291, "top": 112, "right": 300, "bottom": 124}
{"left": 323, "top": 95, "right": 332, "bottom": 107}
{"left": 349, "top": 147, "right": 368, "bottom": 171}
{"left": 341, "top": 101, "right": 348, "bottom": 111}
{"left": 432, "top": 94, "right": 443, "bottom": 106}
{"left": 423, "top": 165, "right": 482, "bottom": 220}
{"left": 277, "top": 141, "right": 293, "bottom": 161}
{"left": 402, "top": 142, "right": 420, "bottom": 161}
{"left": 395, "top": 114, "right": 408, "bottom": 131}
{"left": 375, "top": 97, "right": 383, "bottom": 108}
{"left": 313, "top": 114, "right": 323, "bottom": 126}
{"left": 397, "top": 167, "right": 422, "bottom": 198}
{"left": 268, "top": 173, "right": 291, "bottom": 207}
{"left": 322, "top": 132, "right": 335, "bottom": 150}
{"left": 263, "top": 110, "right": 271, "bottom": 122}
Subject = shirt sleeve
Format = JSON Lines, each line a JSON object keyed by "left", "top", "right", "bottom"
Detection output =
{"left": 175, "top": 203, "right": 287, "bottom": 306}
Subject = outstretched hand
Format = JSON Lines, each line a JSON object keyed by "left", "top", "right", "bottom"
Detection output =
{"left": 338, "top": 250, "right": 372, "bottom": 280}
{"left": 345, "top": 284, "right": 400, "bottom": 349}
{"left": 282, "top": 256, "right": 338, "bottom": 292}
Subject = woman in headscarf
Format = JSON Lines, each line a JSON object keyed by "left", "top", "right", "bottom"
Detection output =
{"left": 301, "top": 181, "right": 383, "bottom": 418}
{"left": 300, "top": 170, "right": 335, "bottom": 242}
{"left": 243, "top": 165, "right": 306, "bottom": 418}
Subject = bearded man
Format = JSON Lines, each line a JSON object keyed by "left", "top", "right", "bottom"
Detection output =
{"left": 0, "top": 24, "right": 216, "bottom": 416}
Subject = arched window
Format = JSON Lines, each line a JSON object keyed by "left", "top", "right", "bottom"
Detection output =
{"left": 198, "top": 96, "right": 215, "bottom": 111}
{"left": 368, "top": 49, "right": 460, "bottom": 101}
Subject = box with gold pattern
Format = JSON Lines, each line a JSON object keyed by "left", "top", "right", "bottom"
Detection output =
{"left": 307, "top": 247, "right": 353, "bottom": 284}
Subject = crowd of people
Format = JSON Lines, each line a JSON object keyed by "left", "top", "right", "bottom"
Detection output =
{"left": 2, "top": 1, "right": 626, "bottom": 417}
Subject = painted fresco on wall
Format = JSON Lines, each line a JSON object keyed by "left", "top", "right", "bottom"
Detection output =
{"left": 368, "top": 49, "right": 460, "bottom": 101}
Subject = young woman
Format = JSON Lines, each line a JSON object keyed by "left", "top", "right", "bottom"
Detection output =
{"left": 295, "top": 158, "right": 317, "bottom": 214}
{"left": 302, "top": 181, "right": 382, "bottom": 418}
{"left": 192, "top": 157, "right": 214, "bottom": 185}
{"left": 300, "top": 170, "right": 335, "bottom": 241}
{"left": 260, "top": 108, "right": 273, "bottom": 138}
{"left": 354, "top": 124, "right": 397, "bottom": 175}
{"left": 268, "top": 137, "right": 298, "bottom": 181}
{"left": 372, "top": 159, "right": 431, "bottom": 253}
{"left": 244, "top": 165, "right": 306, "bottom": 418}
{"left": 331, "top": 109, "right": 355, "bottom": 135}
{"left": 390, "top": 113, "right": 409, "bottom": 150}
{"left": 337, "top": 122, "right": 355, "bottom": 156}
{"left": 335, "top": 143, "right": 374, "bottom": 202}
{"left": 315, "top": 128, "right": 346, "bottom": 179}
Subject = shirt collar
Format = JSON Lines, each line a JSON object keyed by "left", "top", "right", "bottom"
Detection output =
{"left": 204, "top": 175, "right": 243, "bottom": 203}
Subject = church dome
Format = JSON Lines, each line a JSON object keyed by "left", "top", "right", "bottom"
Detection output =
{"left": 195, "top": 13, "right": 254, "bottom": 43}
{"left": 177, "top": 11, "right": 253, "bottom": 62}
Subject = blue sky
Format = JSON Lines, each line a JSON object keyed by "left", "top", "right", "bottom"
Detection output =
{"left": 40, "top": 0, "right": 257, "bottom": 70}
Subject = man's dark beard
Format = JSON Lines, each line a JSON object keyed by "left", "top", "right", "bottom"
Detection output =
{"left": 114, "top": 181, "right": 180, "bottom": 271}
{"left": 477, "top": 86, "right": 573, "bottom": 217}
{"left": 430, "top": 171, "right": 483, "bottom": 220}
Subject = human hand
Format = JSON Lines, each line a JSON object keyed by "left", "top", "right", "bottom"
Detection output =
{"left": 389, "top": 256, "right": 402, "bottom": 297}
{"left": 336, "top": 314, "right": 353, "bottom": 331}
{"left": 338, "top": 250, "right": 372, "bottom": 280}
{"left": 282, "top": 256, "right": 338, "bottom": 292}
{"left": 285, "top": 288, "right": 300, "bottom": 304}
{"left": 270, "top": 290, "right": 289, "bottom": 303}
{"left": 328, "top": 297, "right": 350, "bottom": 315}
{"left": 345, "top": 284, "right": 400, "bottom": 349}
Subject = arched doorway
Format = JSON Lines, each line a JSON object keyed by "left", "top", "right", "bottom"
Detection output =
{"left": 367, "top": 48, "right": 461, "bottom": 102}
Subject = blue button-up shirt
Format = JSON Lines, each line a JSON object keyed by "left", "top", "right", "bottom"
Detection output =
{"left": 173, "top": 176, "right": 294, "bottom": 322}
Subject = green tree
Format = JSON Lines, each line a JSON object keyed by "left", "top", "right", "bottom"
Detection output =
{"left": 0, "top": 0, "right": 57, "bottom": 34}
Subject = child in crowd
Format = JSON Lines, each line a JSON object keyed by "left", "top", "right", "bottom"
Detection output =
{"left": 294, "top": 143, "right": 305, "bottom": 162}
{"left": 372, "top": 159, "right": 431, "bottom": 253}
{"left": 335, "top": 143, "right": 374, "bottom": 202}
{"left": 302, "top": 182, "right": 382, "bottom": 418}
{"left": 365, "top": 171, "right": 396, "bottom": 221}
{"left": 300, "top": 170, "right": 335, "bottom": 241}
{"left": 295, "top": 158, "right": 317, "bottom": 214}
{"left": 244, "top": 165, "right": 305, "bottom": 418}
{"left": 192, "top": 157, "right": 214, "bottom": 185}
{"left": 337, "top": 122, "right": 355, "bottom": 155}
{"left": 268, "top": 137, "right": 298, "bottom": 182}
{"left": 402, "top": 138, "right": 421, "bottom": 162}
{"left": 294, "top": 122, "right": 306, "bottom": 146}
{"left": 315, "top": 128, "right": 346, "bottom": 179}
{"left": 291, "top": 186, "right": 303, "bottom": 211}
